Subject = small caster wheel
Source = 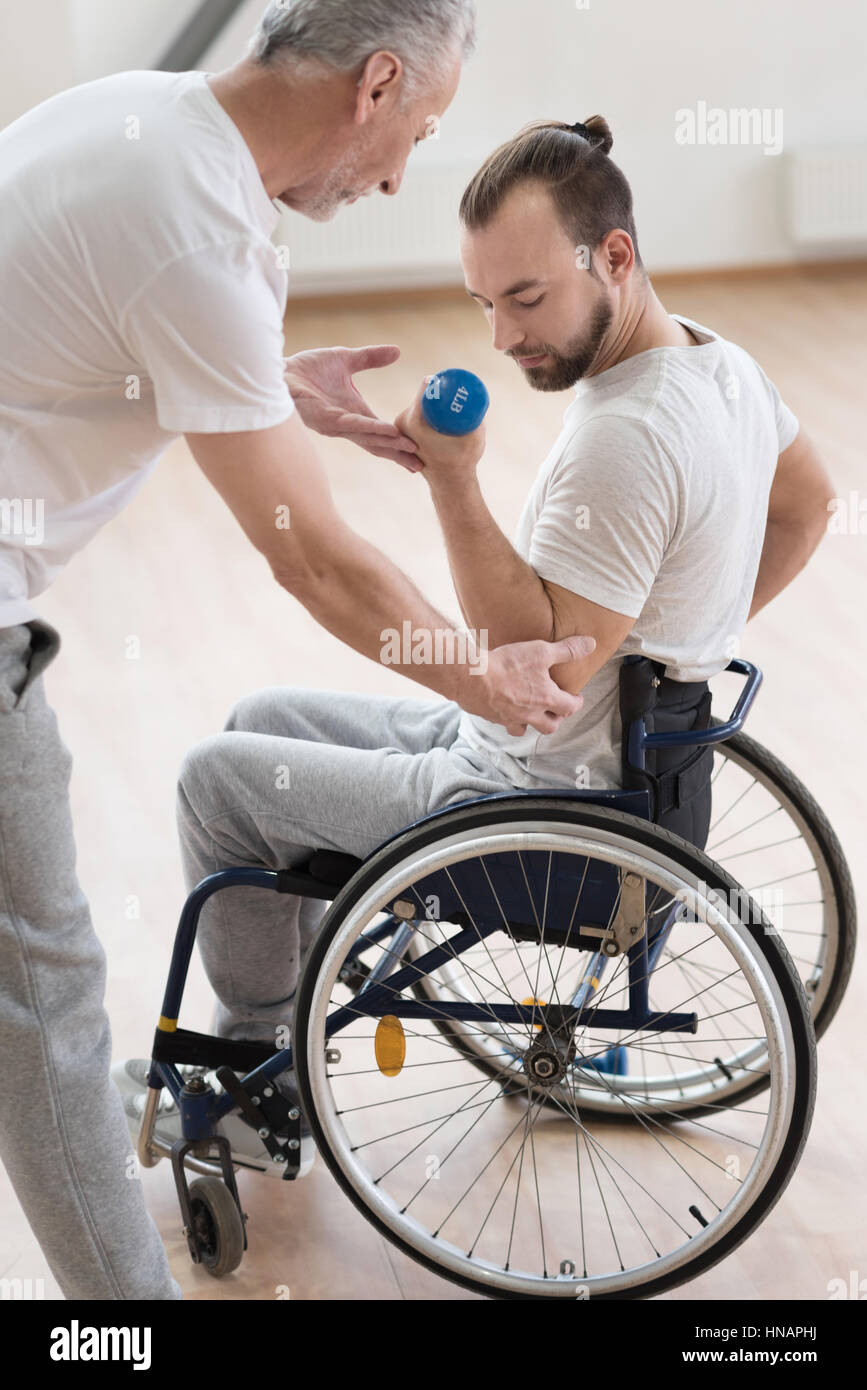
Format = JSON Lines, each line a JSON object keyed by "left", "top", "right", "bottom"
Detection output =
{"left": 188, "top": 1176, "right": 244, "bottom": 1277}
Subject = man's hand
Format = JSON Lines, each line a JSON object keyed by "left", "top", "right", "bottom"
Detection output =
{"left": 463, "top": 634, "right": 597, "bottom": 736}
{"left": 394, "top": 378, "right": 487, "bottom": 483}
{"left": 283, "top": 345, "right": 422, "bottom": 471}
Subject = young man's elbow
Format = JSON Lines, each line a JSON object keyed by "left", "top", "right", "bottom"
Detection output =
{"left": 820, "top": 486, "right": 837, "bottom": 528}
{"left": 784, "top": 512, "right": 830, "bottom": 574}
{"left": 810, "top": 493, "right": 835, "bottom": 552}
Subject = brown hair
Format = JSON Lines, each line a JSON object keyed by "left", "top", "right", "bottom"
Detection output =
{"left": 459, "top": 116, "right": 643, "bottom": 274}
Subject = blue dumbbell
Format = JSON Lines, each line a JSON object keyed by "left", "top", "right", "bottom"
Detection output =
{"left": 420, "top": 368, "right": 490, "bottom": 436}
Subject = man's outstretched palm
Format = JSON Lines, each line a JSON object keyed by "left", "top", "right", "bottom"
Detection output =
{"left": 283, "top": 345, "right": 422, "bottom": 471}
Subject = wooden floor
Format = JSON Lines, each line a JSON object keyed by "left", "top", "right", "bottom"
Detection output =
{"left": 1, "top": 268, "right": 865, "bottom": 1301}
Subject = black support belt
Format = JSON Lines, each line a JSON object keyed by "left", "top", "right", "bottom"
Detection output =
{"left": 619, "top": 654, "right": 714, "bottom": 849}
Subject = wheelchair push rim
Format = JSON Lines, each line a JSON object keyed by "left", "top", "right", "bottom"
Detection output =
{"left": 294, "top": 803, "right": 816, "bottom": 1300}
{"left": 703, "top": 723, "right": 855, "bottom": 1037}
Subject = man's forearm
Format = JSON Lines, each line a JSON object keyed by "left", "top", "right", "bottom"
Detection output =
{"left": 748, "top": 517, "right": 827, "bottom": 620}
{"left": 426, "top": 475, "right": 555, "bottom": 647}
{"left": 282, "top": 522, "right": 479, "bottom": 705}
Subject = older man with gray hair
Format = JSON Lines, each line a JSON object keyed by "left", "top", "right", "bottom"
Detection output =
{"left": 0, "top": 0, "right": 589, "bottom": 1300}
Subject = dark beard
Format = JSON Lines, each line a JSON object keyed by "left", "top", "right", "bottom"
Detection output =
{"left": 519, "top": 294, "right": 615, "bottom": 392}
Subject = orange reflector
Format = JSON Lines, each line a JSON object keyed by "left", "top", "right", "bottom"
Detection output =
{"left": 521, "top": 997, "right": 547, "bottom": 1032}
{"left": 375, "top": 1014, "right": 406, "bottom": 1077}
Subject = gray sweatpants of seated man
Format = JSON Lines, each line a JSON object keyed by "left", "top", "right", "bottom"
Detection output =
{"left": 176, "top": 687, "right": 521, "bottom": 1046}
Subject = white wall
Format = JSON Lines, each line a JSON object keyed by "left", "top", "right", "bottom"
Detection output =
{"left": 0, "top": 0, "right": 74, "bottom": 129}
{"left": 1, "top": 0, "right": 865, "bottom": 282}
{"left": 198, "top": 0, "right": 265, "bottom": 70}
{"left": 0, "top": 0, "right": 203, "bottom": 126}
{"left": 207, "top": 0, "right": 867, "bottom": 284}
{"left": 273, "top": 0, "right": 867, "bottom": 284}
{"left": 68, "top": 0, "right": 203, "bottom": 83}
{"left": 443, "top": 0, "right": 866, "bottom": 272}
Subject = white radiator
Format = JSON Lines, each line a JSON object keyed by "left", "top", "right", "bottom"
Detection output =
{"left": 786, "top": 148, "right": 867, "bottom": 245}
{"left": 275, "top": 164, "right": 479, "bottom": 295}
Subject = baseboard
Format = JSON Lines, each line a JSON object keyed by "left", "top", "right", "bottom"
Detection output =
{"left": 284, "top": 258, "right": 867, "bottom": 315}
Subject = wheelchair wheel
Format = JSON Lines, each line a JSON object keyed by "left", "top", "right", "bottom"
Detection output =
{"left": 703, "top": 719, "right": 856, "bottom": 1038}
{"left": 187, "top": 1177, "right": 244, "bottom": 1278}
{"left": 406, "top": 720, "right": 854, "bottom": 1116}
{"left": 294, "top": 798, "right": 815, "bottom": 1300}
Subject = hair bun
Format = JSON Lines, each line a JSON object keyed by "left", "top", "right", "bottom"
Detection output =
{"left": 577, "top": 115, "right": 613, "bottom": 155}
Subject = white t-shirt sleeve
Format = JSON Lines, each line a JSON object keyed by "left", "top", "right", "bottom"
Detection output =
{"left": 526, "top": 415, "right": 679, "bottom": 619}
{"left": 120, "top": 239, "right": 295, "bottom": 435}
{"left": 756, "top": 365, "right": 799, "bottom": 453}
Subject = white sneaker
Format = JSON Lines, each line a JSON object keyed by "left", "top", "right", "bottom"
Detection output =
{"left": 113, "top": 1058, "right": 315, "bottom": 1179}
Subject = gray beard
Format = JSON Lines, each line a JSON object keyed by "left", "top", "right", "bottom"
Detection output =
{"left": 294, "top": 146, "right": 369, "bottom": 222}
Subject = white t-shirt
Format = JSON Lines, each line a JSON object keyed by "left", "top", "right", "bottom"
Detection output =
{"left": 458, "top": 314, "right": 799, "bottom": 789}
{"left": 0, "top": 69, "right": 295, "bottom": 626}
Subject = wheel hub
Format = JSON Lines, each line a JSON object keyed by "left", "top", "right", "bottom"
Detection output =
{"left": 523, "top": 1041, "right": 572, "bottom": 1087}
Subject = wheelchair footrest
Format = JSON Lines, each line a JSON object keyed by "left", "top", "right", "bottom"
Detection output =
{"left": 215, "top": 1067, "right": 302, "bottom": 1181}
{"left": 151, "top": 1026, "right": 275, "bottom": 1073}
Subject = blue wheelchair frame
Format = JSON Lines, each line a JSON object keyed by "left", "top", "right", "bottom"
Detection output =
{"left": 147, "top": 659, "right": 762, "bottom": 1150}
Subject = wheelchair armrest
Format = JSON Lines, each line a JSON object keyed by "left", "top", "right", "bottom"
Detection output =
{"left": 274, "top": 850, "right": 364, "bottom": 900}
{"left": 641, "top": 658, "right": 762, "bottom": 752}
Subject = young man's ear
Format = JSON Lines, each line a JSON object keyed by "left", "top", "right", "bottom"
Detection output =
{"left": 599, "top": 230, "right": 635, "bottom": 284}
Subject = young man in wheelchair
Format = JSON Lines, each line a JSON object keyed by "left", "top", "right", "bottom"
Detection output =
{"left": 118, "top": 116, "right": 834, "bottom": 1177}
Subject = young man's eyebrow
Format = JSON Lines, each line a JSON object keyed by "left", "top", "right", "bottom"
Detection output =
{"left": 466, "top": 278, "right": 546, "bottom": 301}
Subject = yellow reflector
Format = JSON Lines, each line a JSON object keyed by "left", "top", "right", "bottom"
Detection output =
{"left": 157, "top": 1016, "right": 178, "bottom": 1032}
{"left": 375, "top": 1014, "right": 406, "bottom": 1077}
{"left": 521, "top": 997, "right": 547, "bottom": 1032}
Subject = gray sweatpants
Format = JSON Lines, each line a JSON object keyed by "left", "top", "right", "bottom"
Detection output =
{"left": 0, "top": 620, "right": 181, "bottom": 1300}
{"left": 176, "top": 686, "right": 518, "bottom": 1044}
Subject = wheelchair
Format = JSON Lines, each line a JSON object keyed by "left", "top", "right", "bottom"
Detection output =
{"left": 137, "top": 656, "right": 855, "bottom": 1299}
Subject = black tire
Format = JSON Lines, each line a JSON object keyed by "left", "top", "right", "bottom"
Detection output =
{"left": 709, "top": 720, "right": 856, "bottom": 1037}
{"left": 188, "top": 1176, "right": 244, "bottom": 1278}
{"left": 295, "top": 797, "right": 817, "bottom": 1301}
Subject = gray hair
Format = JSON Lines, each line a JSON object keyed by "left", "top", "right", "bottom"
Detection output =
{"left": 247, "top": 0, "right": 477, "bottom": 104}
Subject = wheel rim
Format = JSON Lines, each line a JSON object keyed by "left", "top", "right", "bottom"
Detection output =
{"left": 302, "top": 822, "right": 803, "bottom": 1297}
{"left": 705, "top": 736, "right": 839, "bottom": 1020}
{"left": 411, "top": 734, "right": 843, "bottom": 1111}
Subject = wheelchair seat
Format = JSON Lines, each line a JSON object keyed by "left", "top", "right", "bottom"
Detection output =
{"left": 289, "top": 787, "right": 653, "bottom": 898}
{"left": 283, "top": 650, "right": 737, "bottom": 904}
